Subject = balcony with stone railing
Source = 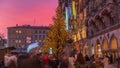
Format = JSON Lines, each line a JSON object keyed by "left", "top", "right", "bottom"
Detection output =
{"left": 87, "top": 0, "right": 119, "bottom": 38}
{"left": 87, "top": 0, "right": 117, "bottom": 18}
{"left": 87, "top": 20, "right": 120, "bottom": 38}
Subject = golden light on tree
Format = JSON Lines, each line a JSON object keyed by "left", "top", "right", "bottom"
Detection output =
{"left": 44, "top": 7, "right": 68, "bottom": 56}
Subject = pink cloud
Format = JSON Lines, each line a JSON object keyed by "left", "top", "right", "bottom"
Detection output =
{"left": 0, "top": 0, "right": 58, "bottom": 38}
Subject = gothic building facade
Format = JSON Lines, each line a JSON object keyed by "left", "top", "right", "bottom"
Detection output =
{"left": 85, "top": 0, "right": 120, "bottom": 63}
{"left": 58, "top": 0, "right": 120, "bottom": 63}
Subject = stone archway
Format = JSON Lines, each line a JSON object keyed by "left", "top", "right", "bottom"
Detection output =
{"left": 95, "top": 40, "right": 102, "bottom": 57}
{"left": 110, "top": 35, "right": 118, "bottom": 63}
{"left": 91, "top": 45, "right": 95, "bottom": 55}
{"left": 102, "top": 38, "right": 108, "bottom": 55}
{"left": 110, "top": 36, "right": 118, "bottom": 50}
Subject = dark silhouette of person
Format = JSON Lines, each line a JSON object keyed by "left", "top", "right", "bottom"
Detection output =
{"left": 85, "top": 55, "right": 90, "bottom": 61}
{"left": 77, "top": 52, "right": 85, "bottom": 64}
{"left": 18, "top": 55, "right": 42, "bottom": 68}
{"left": 109, "top": 54, "right": 113, "bottom": 64}
{"left": 59, "top": 55, "right": 69, "bottom": 68}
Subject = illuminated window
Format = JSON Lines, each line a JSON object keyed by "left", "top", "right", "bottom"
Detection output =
{"left": 92, "top": 45, "right": 95, "bottom": 55}
{"left": 39, "top": 40, "right": 41, "bottom": 42}
{"left": 96, "top": 44, "right": 102, "bottom": 55}
{"left": 16, "top": 30, "right": 21, "bottom": 34}
{"left": 26, "top": 36, "right": 31, "bottom": 43}
{"left": 16, "top": 30, "right": 18, "bottom": 33}
{"left": 77, "top": 31, "right": 81, "bottom": 40}
{"left": 82, "top": 26, "right": 86, "bottom": 38}
{"left": 15, "top": 40, "right": 18, "bottom": 43}
{"left": 19, "top": 30, "right": 21, "bottom": 33}
{"left": 19, "top": 40, "right": 21, "bottom": 43}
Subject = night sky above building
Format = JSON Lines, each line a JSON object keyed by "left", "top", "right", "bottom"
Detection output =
{"left": 0, "top": 0, "right": 58, "bottom": 38}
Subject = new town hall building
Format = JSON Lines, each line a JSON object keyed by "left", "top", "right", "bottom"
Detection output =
{"left": 59, "top": 0, "right": 120, "bottom": 63}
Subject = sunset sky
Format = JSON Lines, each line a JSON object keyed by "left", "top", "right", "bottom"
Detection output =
{"left": 0, "top": 0, "right": 58, "bottom": 38}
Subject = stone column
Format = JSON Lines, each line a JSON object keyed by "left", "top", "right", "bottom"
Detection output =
{"left": 118, "top": 29, "right": 120, "bottom": 57}
{"left": 87, "top": 39, "right": 92, "bottom": 57}
{"left": 118, "top": 0, "right": 120, "bottom": 23}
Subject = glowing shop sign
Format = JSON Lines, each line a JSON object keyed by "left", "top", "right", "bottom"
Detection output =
{"left": 27, "top": 42, "right": 39, "bottom": 53}
{"left": 66, "top": 7, "right": 69, "bottom": 30}
{"left": 49, "top": 48, "right": 53, "bottom": 54}
{"left": 72, "top": 1, "right": 76, "bottom": 19}
{"left": 68, "top": 4, "right": 72, "bottom": 19}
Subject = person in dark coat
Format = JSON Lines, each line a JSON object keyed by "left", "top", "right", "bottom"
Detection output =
{"left": 85, "top": 55, "right": 90, "bottom": 61}
{"left": 90, "top": 55, "right": 95, "bottom": 62}
{"left": 109, "top": 54, "right": 113, "bottom": 64}
{"left": 75, "top": 52, "right": 87, "bottom": 68}
{"left": 18, "top": 55, "right": 42, "bottom": 68}
{"left": 77, "top": 52, "right": 85, "bottom": 64}
{"left": 59, "top": 55, "right": 69, "bottom": 68}
{"left": 8, "top": 60, "right": 17, "bottom": 68}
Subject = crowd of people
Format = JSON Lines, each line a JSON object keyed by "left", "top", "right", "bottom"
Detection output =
{"left": 1, "top": 51, "right": 112, "bottom": 68}
{"left": 0, "top": 42, "right": 115, "bottom": 68}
